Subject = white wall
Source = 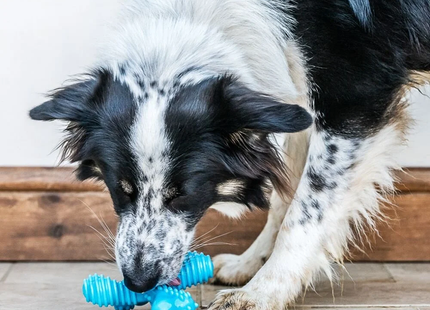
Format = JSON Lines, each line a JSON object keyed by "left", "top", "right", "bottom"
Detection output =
{"left": 399, "top": 88, "right": 430, "bottom": 167}
{"left": 0, "top": 1, "right": 429, "bottom": 167}
{"left": 0, "top": 0, "right": 121, "bottom": 166}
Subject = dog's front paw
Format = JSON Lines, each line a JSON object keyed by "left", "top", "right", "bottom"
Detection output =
{"left": 208, "top": 288, "right": 278, "bottom": 310}
{"left": 211, "top": 254, "right": 264, "bottom": 286}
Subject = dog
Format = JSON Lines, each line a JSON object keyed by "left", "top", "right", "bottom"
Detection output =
{"left": 30, "top": 0, "right": 430, "bottom": 308}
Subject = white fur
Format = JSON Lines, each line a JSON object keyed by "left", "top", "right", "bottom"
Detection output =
{"left": 98, "top": 0, "right": 298, "bottom": 101}
{"left": 131, "top": 88, "right": 170, "bottom": 198}
{"left": 211, "top": 181, "right": 250, "bottom": 218}
{"left": 210, "top": 202, "right": 249, "bottom": 219}
{"left": 216, "top": 180, "right": 246, "bottom": 196}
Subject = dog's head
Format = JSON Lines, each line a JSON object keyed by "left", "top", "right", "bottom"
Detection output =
{"left": 30, "top": 69, "right": 311, "bottom": 292}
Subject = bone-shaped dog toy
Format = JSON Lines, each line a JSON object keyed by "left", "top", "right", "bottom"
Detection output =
{"left": 83, "top": 251, "right": 213, "bottom": 310}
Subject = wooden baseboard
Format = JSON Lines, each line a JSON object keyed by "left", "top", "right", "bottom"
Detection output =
{"left": 0, "top": 167, "right": 429, "bottom": 261}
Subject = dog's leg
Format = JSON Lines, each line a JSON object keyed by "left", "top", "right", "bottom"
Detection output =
{"left": 213, "top": 130, "right": 310, "bottom": 285}
{"left": 209, "top": 110, "right": 408, "bottom": 309}
{"left": 211, "top": 191, "right": 288, "bottom": 286}
{"left": 212, "top": 40, "right": 312, "bottom": 286}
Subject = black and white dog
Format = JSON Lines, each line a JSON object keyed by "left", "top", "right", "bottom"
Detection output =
{"left": 30, "top": 0, "right": 430, "bottom": 308}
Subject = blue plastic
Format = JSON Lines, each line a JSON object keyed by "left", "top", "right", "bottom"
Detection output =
{"left": 83, "top": 251, "right": 213, "bottom": 310}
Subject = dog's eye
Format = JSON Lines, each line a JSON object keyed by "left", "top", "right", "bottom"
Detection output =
{"left": 119, "top": 180, "right": 134, "bottom": 196}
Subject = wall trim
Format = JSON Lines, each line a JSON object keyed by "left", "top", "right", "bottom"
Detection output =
{"left": 0, "top": 167, "right": 429, "bottom": 261}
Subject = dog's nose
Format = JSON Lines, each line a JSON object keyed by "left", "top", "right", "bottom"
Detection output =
{"left": 123, "top": 274, "right": 158, "bottom": 293}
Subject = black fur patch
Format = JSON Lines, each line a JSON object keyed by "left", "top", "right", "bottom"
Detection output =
{"left": 163, "top": 76, "right": 312, "bottom": 220}
{"left": 292, "top": 0, "right": 430, "bottom": 138}
{"left": 30, "top": 70, "right": 140, "bottom": 215}
{"left": 307, "top": 167, "right": 328, "bottom": 192}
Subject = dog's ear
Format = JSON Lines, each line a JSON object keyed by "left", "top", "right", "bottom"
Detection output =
{"left": 217, "top": 76, "right": 313, "bottom": 133}
{"left": 207, "top": 77, "right": 313, "bottom": 200}
{"left": 29, "top": 76, "right": 103, "bottom": 164}
{"left": 29, "top": 78, "right": 99, "bottom": 122}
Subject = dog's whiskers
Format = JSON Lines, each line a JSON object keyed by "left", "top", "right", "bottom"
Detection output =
{"left": 192, "top": 224, "right": 220, "bottom": 244}
{"left": 80, "top": 200, "right": 117, "bottom": 262}
{"left": 100, "top": 217, "right": 116, "bottom": 241}
{"left": 190, "top": 230, "right": 235, "bottom": 251}
{"left": 89, "top": 225, "right": 116, "bottom": 248}
{"left": 91, "top": 227, "right": 116, "bottom": 262}
{"left": 191, "top": 241, "right": 236, "bottom": 251}
{"left": 191, "top": 230, "right": 234, "bottom": 248}
{"left": 100, "top": 241, "right": 116, "bottom": 260}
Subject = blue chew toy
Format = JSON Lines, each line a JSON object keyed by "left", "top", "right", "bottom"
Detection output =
{"left": 83, "top": 251, "right": 213, "bottom": 310}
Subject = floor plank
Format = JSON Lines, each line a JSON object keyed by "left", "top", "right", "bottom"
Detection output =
{"left": 0, "top": 262, "right": 200, "bottom": 310}
{"left": 0, "top": 263, "right": 12, "bottom": 282}
{"left": 0, "top": 283, "right": 94, "bottom": 310}
{"left": 1, "top": 263, "right": 428, "bottom": 309}
{"left": 298, "top": 281, "right": 430, "bottom": 306}
{"left": 5, "top": 262, "right": 122, "bottom": 284}
{"left": 202, "top": 282, "right": 430, "bottom": 308}
{"left": 329, "top": 263, "right": 395, "bottom": 283}
{"left": 384, "top": 263, "right": 430, "bottom": 283}
{"left": 200, "top": 263, "right": 430, "bottom": 308}
{"left": 0, "top": 283, "right": 199, "bottom": 310}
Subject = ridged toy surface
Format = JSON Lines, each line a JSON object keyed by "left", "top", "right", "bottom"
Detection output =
{"left": 83, "top": 251, "right": 213, "bottom": 310}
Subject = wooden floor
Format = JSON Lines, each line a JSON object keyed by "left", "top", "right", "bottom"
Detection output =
{"left": 0, "top": 262, "right": 429, "bottom": 310}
